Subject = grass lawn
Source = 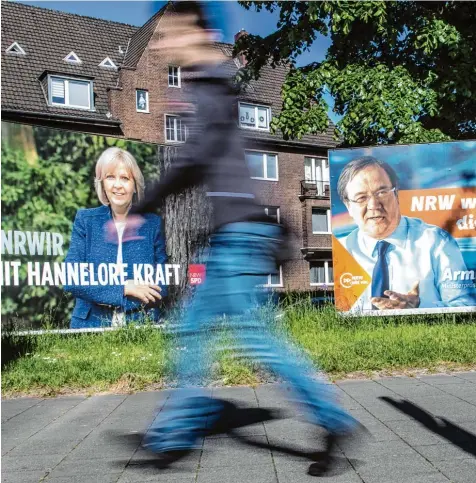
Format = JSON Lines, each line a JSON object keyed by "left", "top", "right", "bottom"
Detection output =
{"left": 2, "top": 301, "right": 476, "bottom": 398}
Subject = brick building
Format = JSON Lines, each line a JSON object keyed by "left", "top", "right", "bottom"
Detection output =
{"left": 1, "top": 1, "right": 337, "bottom": 294}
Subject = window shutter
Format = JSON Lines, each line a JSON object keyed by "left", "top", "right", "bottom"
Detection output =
{"left": 51, "top": 78, "right": 65, "bottom": 102}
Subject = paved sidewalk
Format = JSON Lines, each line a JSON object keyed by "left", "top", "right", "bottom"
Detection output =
{"left": 2, "top": 373, "right": 476, "bottom": 483}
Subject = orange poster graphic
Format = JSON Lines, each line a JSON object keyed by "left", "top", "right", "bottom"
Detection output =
{"left": 398, "top": 187, "right": 476, "bottom": 239}
{"left": 332, "top": 235, "right": 371, "bottom": 312}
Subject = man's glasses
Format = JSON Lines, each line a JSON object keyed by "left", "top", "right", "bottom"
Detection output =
{"left": 347, "top": 187, "right": 396, "bottom": 206}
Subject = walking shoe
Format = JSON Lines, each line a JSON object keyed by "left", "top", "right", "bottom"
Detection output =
{"left": 308, "top": 422, "right": 370, "bottom": 477}
{"left": 307, "top": 432, "right": 337, "bottom": 477}
{"left": 153, "top": 449, "right": 192, "bottom": 469}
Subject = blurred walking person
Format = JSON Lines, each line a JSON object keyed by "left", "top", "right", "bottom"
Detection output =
{"left": 128, "top": 1, "right": 361, "bottom": 476}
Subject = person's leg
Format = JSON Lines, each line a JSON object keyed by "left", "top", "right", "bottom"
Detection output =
{"left": 220, "top": 222, "right": 358, "bottom": 435}
{"left": 143, "top": 242, "right": 231, "bottom": 454}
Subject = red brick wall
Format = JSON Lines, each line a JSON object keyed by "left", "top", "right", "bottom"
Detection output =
{"left": 110, "top": 11, "right": 192, "bottom": 144}
{"left": 107, "top": 8, "right": 334, "bottom": 292}
{"left": 249, "top": 147, "right": 332, "bottom": 291}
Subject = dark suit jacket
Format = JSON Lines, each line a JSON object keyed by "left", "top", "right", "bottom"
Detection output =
{"left": 64, "top": 205, "right": 168, "bottom": 328}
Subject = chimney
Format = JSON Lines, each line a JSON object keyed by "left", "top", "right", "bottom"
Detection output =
{"left": 234, "top": 28, "right": 248, "bottom": 67}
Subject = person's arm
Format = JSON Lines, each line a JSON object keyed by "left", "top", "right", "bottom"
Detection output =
{"left": 435, "top": 233, "right": 476, "bottom": 306}
{"left": 64, "top": 210, "right": 126, "bottom": 307}
{"left": 131, "top": 82, "right": 232, "bottom": 215}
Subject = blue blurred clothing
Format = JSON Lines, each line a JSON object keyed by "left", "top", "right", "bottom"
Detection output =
{"left": 143, "top": 222, "right": 358, "bottom": 453}
{"left": 342, "top": 216, "right": 476, "bottom": 311}
{"left": 64, "top": 205, "right": 168, "bottom": 328}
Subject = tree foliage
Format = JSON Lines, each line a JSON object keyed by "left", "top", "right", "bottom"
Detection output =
{"left": 236, "top": 1, "right": 476, "bottom": 145}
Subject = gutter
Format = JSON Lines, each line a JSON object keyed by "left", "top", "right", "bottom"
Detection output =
{"left": 2, "top": 108, "right": 122, "bottom": 127}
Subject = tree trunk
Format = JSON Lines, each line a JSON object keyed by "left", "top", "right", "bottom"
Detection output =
{"left": 1, "top": 121, "right": 38, "bottom": 165}
{"left": 160, "top": 145, "right": 213, "bottom": 308}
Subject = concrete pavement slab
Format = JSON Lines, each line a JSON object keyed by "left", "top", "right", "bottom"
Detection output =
{"left": 200, "top": 435, "right": 272, "bottom": 468}
{"left": 429, "top": 384, "right": 476, "bottom": 404}
{"left": 1, "top": 453, "right": 65, "bottom": 473}
{"left": 117, "top": 463, "right": 198, "bottom": 482}
{"left": 1, "top": 470, "right": 49, "bottom": 483}
{"left": 274, "top": 455, "right": 359, "bottom": 483}
{"left": 413, "top": 442, "right": 476, "bottom": 462}
{"left": 430, "top": 457, "right": 476, "bottom": 483}
{"left": 384, "top": 419, "right": 451, "bottom": 445}
{"left": 384, "top": 383, "right": 448, "bottom": 399}
{"left": 1, "top": 397, "right": 43, "bottom": 422}
{"left": 454, "top": 372, "right": 476, "bottom": 383}
{"left": 2, "top": 397, "right": 86, "bottom": 455}
{"left": 7, "top": 437, "right": 81, "bottom": 457}
{"left": 45, "top": 456, "right": 126, "bottom": 479}
{"left": 44, "top": 476, "right": 120, "bottom": 483}
{"left": 2, "top": 374, "right": 476, "bottom": 483}
{"left": 196, "top": 464, "right": 277, "bottom": 483}
{"left": 352, "top": 453, "right": 440, "bottom": 482}
{"left": 418, "top": 374, "right": 470, "bottom": 385}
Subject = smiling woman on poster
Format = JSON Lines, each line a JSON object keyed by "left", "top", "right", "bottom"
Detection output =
{"left": 64, "top": 147, "right": 167, "bottom": 328}
{"left": 337, "top": 156, "right": 476, "bottom": 311}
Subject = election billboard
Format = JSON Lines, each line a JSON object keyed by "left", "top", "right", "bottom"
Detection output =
{"left": 329, "top": 140, "right": 476, "bottom": 315}
{"left": 1, "top": 121, "right": 204, "bottom": 332}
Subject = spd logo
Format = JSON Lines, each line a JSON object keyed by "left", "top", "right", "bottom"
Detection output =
{"left": 339, "top": 272, "right": 369, "bottom": 289}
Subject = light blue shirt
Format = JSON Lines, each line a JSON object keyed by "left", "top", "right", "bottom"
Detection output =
{"left": 341, "top": 216, "right": 476, "bottom": 311}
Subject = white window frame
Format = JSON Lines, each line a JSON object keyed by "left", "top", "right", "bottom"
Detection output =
{"left": 63, "top": 51, "right": 82, "bottom": 64}
{"left": 168, "top": 65, "right": 181, "bottom": 88}
{"left": 164, "top": 114, "right": 187, "bottom": 143}
{"left": 6, "top": 41, "right": 26, "bottom": 56}
{"left": 245, "top": 150, "right": 279, "bottom": 181}
{"left": 304, "top": 156, "right": 330, "bottom": 196}
{"left": 48, "top": 75, "right": 94, "bottom": 110}
{"left": 265, "top": 265, "right": 283, "bottom": 288}
{"left": 238, "top": 102, "right": 271, "bottom": 131}
{"left": 136, "top": 89, "right": 149, "bottom": 113}
{"left": 311, "top": 208, "right": 331, "bottom": 234}
{"left": 310, "top": 260, "right": 334, "bottom": 287}
{"left": 99, "top": 57, "right": 117, "bottom": 70}
{"left": 264, "top": 206, "right": 280, "bottom": 223}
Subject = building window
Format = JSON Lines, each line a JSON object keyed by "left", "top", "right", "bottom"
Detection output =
{"left": 265, "top": 265, "right": 283, "bottom": 287}
{"left": 99, "top": 57, "right": 117, "bottom": 70}
{"left": 48, "top": 76, "right": 93, "bottom": 110}
{"left": 165, "top": 115, "right": 187, "bottom": 143}
{"left": 312, "top": 208, "right": 330, "bottom": 234}
{"left": 63, "top": 51, "right": 82, "bottom": 64}
{"left": 168, "top": 66, "right": 181, "bottom": 87}
{"left": 264, "top": 206, "right": 280, "bottom": 223}
{"left": 239, "top": 102, "right": 270, "bottom": 130}
{"left": 246, "top": 151, "right": 278, "bottom": 181}
{"left": 5, "top": 41, "right": 26, "bottom": 56}
{"left": 136, "top": 89, "right": 149, "bottom": 112}
{"left": 310, "top": 261, "right": 334, "bottom": 286}
{"left": 304, "top": 157, "right": 329, "bottom": 196}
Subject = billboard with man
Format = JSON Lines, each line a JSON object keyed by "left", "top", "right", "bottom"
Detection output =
{"left": 329, "top": 140, "right": 476, "bottom": 315}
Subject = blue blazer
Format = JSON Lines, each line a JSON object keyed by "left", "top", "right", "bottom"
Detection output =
{"left": 64, "top": 205, "right": 168, "bottom": 328}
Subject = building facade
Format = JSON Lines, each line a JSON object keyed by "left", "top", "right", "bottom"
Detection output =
{"left": 1, "top": 1, "right": 336, "bottom": 294}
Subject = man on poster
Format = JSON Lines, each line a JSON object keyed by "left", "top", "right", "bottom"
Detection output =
{"left": 337, "top": 156, "right": 476, "bottom": 310}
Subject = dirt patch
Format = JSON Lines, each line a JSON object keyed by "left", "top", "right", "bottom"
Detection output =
{"left": 331, "top": 364, "right": 476, "bottom": 382}
{"left": 3, "top": 364, "right": 475, "bottom": 399}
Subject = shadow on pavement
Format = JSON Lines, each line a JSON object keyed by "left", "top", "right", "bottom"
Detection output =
{"left": 107, "top": 400, "right": 362, "bottom": 476}
{"left": 380, "top": 396, "right": 476, "bottom": 457}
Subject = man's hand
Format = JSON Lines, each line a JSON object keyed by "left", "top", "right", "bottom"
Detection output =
{"left": 371, "top": 281, "right": 420, "bottom": 310}
{"left": 124, "top": 283, "right": 162, "bottom": 305}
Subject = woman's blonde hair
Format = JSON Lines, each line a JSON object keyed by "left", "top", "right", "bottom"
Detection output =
{"left": 94, "top": 147, "right": 145, "bottom": 206}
